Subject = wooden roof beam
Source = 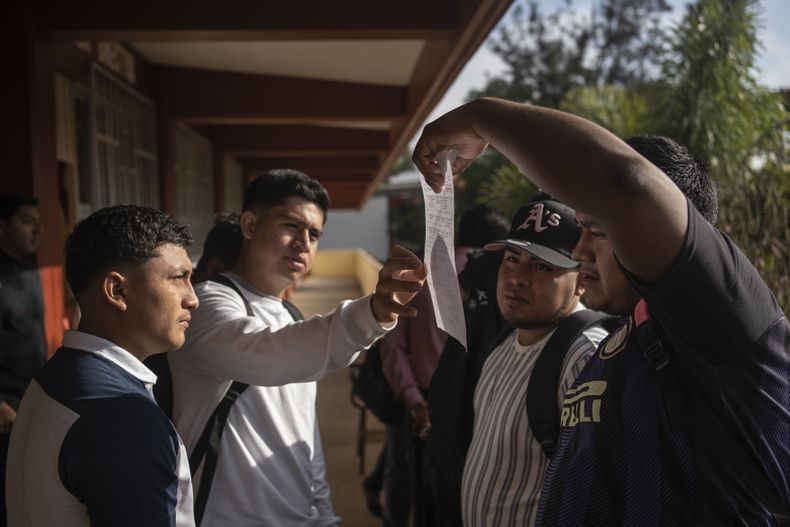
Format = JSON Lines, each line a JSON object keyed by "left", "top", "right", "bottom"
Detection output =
{"left": 214, "top": 125, "right": 389, "bottom": 156}
{"left": 161, "top": 67, "right": 406, "bottom": 124}
{"left": 239, "top": 156, "right": 380, "bottom": 175}
{"left": 362, "top": 0, "right": 516, "bottom": 204}
{"left": 322, "top": 182, "right": 372, "bottom": 209}
{"left": 32, "top": 0, "right": 460, "bottom": 41}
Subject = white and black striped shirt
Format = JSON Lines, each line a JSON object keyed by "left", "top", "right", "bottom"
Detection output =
{"left": 461, "top": 309, "right": 607, "bottom": 526}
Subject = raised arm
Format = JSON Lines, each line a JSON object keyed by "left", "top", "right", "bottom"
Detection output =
{"left": 413, "top": 98, "right": 689, "bottom": 283}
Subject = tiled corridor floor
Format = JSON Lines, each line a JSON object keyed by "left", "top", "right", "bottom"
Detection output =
{"left": 291, "top": 276, "right": 387, "bottom": 527}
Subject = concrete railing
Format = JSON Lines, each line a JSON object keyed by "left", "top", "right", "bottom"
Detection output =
{"left": 310, "top": 249, "right": 382, "bottom": 295}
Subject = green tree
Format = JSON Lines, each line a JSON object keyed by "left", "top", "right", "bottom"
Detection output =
{"left": 471, "top": 0, "right": 671, "bottom": 106}
{"left": 659, "top": 0, "right": 785, "bottom": 185}
{"left": 560, "top": 85, "right": 656, "bottom": 138}
{"left": 468, "top": 0, "right": 789, "bottom": 311}
{"left": 477, "top": 164, "right": 539, "bottom": 219}
{"left": 465, "top": 0, "right": 672, "bottom": 215}
{"left": 660, "top": 0, "right": 788, "bottom": 311}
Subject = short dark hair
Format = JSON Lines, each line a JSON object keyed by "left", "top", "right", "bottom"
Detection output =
{"left": 458, "top": 204, "right": 510, "bottom": 248}
{"left": 65, "top": 205, "right": 192, "bottom": 296}
{"left": 243, "top": 169, "right": 330, "bottom": 224}
{"left": 195, "top": 213, "right": 242, "bottom": 274}
{"left": 626, "top": 136, "right": 719, "bottom": 224}
{"left": 0, "top": 193, "right": 38, "bottom": 221}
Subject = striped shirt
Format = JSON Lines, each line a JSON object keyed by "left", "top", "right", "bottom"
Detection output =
{"left": 461, "top": 311, "right": 607, "bottom": 526}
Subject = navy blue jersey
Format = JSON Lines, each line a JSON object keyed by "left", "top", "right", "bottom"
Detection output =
{"left": 7, "top": 333, "right": 195, "bottom": 527}
{"left": 537, "top": 203, "right": 790, "bottom": 526}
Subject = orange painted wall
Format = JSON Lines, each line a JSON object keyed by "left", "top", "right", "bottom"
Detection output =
{"left": 39, "top": 266, "right": 65, "bottom": 356}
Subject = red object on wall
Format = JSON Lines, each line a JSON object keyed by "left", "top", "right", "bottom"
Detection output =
{"left": 39, "top": 266, "right": 65, "bottom": 357}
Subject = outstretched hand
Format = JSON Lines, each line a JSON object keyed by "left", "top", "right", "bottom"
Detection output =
{"left": 0, "top": 400, "right": 16, "bottom": 434}
{"left": 412, "top": 100, "right": 490, "bottom": 193}
{"left": 371, "top": 245, "right": 426, "bottom": 324}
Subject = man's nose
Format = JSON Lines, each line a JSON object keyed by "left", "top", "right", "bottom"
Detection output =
{"left": 292, "top": 229, "right": 310, "bottom": 250}
{"left": 509, "top": 271, "right": 530, "bottom": 288}
{"left": 571, "top": 232, "right": 591, "bottom": 262}
{"left": 184, "top": 286, "right": 199, "bottom": 310}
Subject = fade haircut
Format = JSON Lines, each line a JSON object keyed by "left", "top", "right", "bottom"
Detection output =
{"left": 195, "top": 213, "right": 242, "bottom": 275}
{"left": 626, "top": 136, "right": 719, "bottom": 224}
{"left": 65, "top": 205, "right": 193, "bottom": 296}
{"left": 242, "top": 169, "right": 330, "bottom": 224}
{"left": 458, "top": 204, "right": 510, "bottom": 248}
{"left": 0, "top": 193, "right": 38, "bottom": 221}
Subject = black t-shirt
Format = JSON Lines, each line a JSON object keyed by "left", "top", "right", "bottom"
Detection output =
{"left": 537, "top": 202, "right": 790, "bottom": 526}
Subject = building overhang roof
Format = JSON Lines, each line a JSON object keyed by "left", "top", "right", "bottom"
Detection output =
{"left": 31, "top": 0, "right": 514, "bottom": 208}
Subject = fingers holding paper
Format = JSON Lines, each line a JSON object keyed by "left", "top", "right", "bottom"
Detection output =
{"left": 371, "top": 245, "right": 427, "bottom": 324}
{"left": 412, "top": 100, "right": 490, "bottom": 193}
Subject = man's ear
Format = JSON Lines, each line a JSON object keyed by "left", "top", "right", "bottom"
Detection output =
{"left": 575, "top": 275, "right": 586, "bottom": 297}
{"left": 102, "top": 272, "right": 128, "bottom": 311}
{"left": 239, "top": 210, "right": 258, "bottom": 241}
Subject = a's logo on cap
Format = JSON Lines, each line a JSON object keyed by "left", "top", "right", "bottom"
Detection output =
{"left": 516, "top": 203, "right": 561, "bottom": 233}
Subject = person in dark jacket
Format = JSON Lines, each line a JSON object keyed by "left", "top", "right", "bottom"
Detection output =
{"left": 0, "top": 193, "right": 45, "bottom": 527}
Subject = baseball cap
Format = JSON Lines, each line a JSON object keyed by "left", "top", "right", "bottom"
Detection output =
{"left": 484, "top": 198, "right": 581, "bottom": 269}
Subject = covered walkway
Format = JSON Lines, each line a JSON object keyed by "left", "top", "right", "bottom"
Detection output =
{"left": 290, "top": 259, "right": 388, "bottom": 526}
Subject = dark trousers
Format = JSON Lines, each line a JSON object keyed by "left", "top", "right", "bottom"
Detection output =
{"left": 1, "top": 432, "right": 9, "bottom": 527}
{"left": 412, "top": 434, "right": 438, "bottom": 527}
{"left": 383, "top": 423, "right": 411, "bottom": 527}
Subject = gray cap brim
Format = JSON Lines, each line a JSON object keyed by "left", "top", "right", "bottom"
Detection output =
{"left": 484, "top": 239, "right": 580, "bottom": 269}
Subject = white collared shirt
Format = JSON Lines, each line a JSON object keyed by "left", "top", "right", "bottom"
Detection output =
{"left": 7, "top": 331, "right": 195, "bottom": 527}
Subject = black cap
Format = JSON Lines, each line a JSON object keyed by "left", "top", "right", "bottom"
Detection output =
{"left": 484, "top": 199, "right": 581, "bottom": 268}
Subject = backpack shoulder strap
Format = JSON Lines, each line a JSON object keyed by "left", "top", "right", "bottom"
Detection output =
{"left": 190, "top": 380, "right": 249, "bottom": 524}
{"left": 190, "top": 278, "right": 306, "bottom": 525}
{"left": 190, "top": 274, "right": 256, "bottom": 525}
{"left": 206, "top": 274, "right": 253, "bottom": 316}
{"left": 527, "top": 310, "right": 613, "bottom": 458}
{"left": 282, "top": 298, "right": 304, "bottom": 321}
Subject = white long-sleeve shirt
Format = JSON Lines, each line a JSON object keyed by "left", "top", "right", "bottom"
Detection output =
{"left": 169, "top": 273, "right": 389, "bottom": 526}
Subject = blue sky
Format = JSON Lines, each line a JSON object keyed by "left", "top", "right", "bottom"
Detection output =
{"left": 427, "top": 0, "right": 790, "bottom": 123}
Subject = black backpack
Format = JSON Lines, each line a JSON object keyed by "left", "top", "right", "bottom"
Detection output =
{"left": 145, "top": 274, "right": 303, "bottom": 526}
{"left": 485, "top": 309, "right": 619, "bottom": 457}
{"left": 350, "top": 340, "right": 404, "bottom": 426}
{"left": 422, "top": 305, "right": 614, "bottom": 527}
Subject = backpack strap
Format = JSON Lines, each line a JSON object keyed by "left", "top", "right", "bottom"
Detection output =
{"left": 527, "top": 310, "right": 615, "bottom": 458}
{"left": 190, "top": 275, "right": 303, "bottom": 525}
{"left": 282, "top": 298, "right": 304, "bottom": 322}
{"left": 207, "top": 274, "right": 254, "bottom": 316}
{"left": 642, "top": 318, "right": 790, "bottom": 524}
{"left": 190, "top": 379, "right": 250, "bottom": 525}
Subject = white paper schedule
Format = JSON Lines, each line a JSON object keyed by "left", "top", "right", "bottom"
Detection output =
{"left": 419, "top": 151, "right": 467, "bottom": 349}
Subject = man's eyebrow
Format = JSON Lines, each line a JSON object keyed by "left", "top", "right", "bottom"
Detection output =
{"left": 280, "top": 212, "right": 323, "bottom": 235}
{"left": 169, "top": 263, "right": 192, "bottom": 275}
{"left": 577, "top": 218, "right": 600, "bottom": 229}
{"left": 279, "top": 212, "right": 308, "bottom": 225}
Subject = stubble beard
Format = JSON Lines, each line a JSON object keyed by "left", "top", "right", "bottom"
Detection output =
{"left": 504, "top": 291, "right": 577, "bottom": 330}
